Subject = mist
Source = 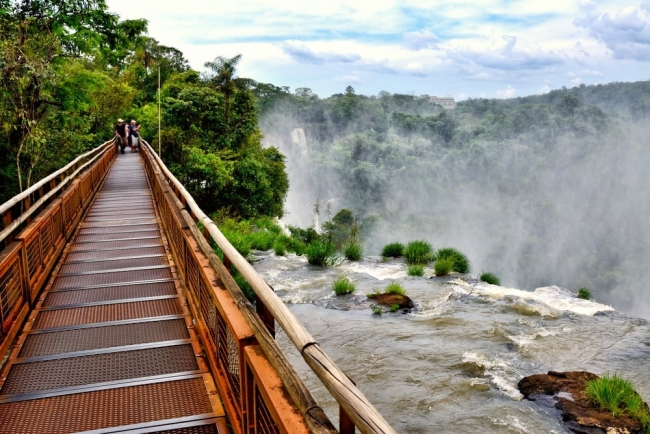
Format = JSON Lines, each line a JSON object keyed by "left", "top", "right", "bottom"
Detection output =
{"left": 259, "top": 86, "right": 650, "bottom": 319}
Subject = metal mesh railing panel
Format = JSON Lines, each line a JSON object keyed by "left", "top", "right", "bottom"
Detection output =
{"left": 1, "top": 258, "right": 23, "bottom": 331}
{"left": 51, "top": 206, "right": 63, "bottom": 244}
{"left": 217, "top": 314, "right": 240, "bottom": 402}
{"left": 40, "top": 220, "right": 53, "bottom": 259}
{"left": 256, "top": 386, "right": 280, "bottom": 434}
{"left": 25, "top": 235, "right": 42, "bottom": 279}
{"left": 0, "top": 378, "right": 213, "bottom": 433}
{"left": 32, "top": 298, "right": 182, "bottom": 329}
{"left": 19, "top": 319, "right": 189, "bottom": 358}
{"left": 2, "top": 344, "right": 199, "bottom": 394}
{"left": 151, "top": 425, "right": 219, "bottom": 434}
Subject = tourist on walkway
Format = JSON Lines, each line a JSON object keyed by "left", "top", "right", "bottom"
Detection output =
{"left": 129, "top": 119, "right": 141, "bottom": 152}
{"left": 114, "top": 118, "right": 127, "bottom": 154}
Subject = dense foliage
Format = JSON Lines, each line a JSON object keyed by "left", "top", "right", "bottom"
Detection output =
{"left": 255, "top": 81, "right": 650, "bottom": 314}
{"left": 0, "top": 1, "right": 289, "bottom": 221}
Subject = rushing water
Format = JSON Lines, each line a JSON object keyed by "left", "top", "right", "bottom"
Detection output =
{"left": 252, "top": 252, "right": 650, "bottom": 433}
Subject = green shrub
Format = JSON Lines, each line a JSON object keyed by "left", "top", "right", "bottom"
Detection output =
{"left": 390, "top": 304, "right": 400, "bottom": 312}
{"left": 407, "top": 264, "right": 424, "bottom": 276}
{"left": 385, "top": 282, "right": 406, "bottom": 295}
{"left": 273, "top": 240, "right": 286, "bottom": 256}
{"left": 434, "top": 257, "right": 453, "bottom": 276}
{"left": 222, "top": 230, "right": 251, "bottom": 258}
{"left": 434, "top": 247, "right": 471, "bottom": 273}
{"left": 333, "top": 277, "right": 355, "bottom": 295}
{"left": 480, "top": 272, "right": 501, "bottom": 285}
{"left": 586, "top": 373, "right": 650, "bottom": 427}
{"left": 381, "top": 242, "right": 404, "bottom": 258}
{"left": 404, "top": 240, "right": 432, "bottom": 265}
{"left": 344, "top": 243, "right": 362, "bottom": 261}
{"left": 249, "top": 229, "right": 276, "bottom": 251}
{"left": 288, "top": 238, "right": 305, "bottom": 256}
{"left": 578, "top": 287, "right": 593, "bottom": 300}
{"left": 306, "top": 241, "right": 339, "bottom": 266}
{"left": 371, "top": 305, "right": 383, "bottom": 315}
{"left": 232, "top": 269, "right": 255, "bottom": 302}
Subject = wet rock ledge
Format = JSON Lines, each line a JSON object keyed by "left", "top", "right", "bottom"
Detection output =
{"left": 518, "top": 371, "right": 646, "bottom": 434}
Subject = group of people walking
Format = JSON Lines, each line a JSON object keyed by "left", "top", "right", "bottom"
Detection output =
{"left": 114, "top": 118, "right": 141, "bottom": 154}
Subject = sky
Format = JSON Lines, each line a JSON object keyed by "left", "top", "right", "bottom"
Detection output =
{"left": 105, "top": 0, "right": 650, "bottom": 100}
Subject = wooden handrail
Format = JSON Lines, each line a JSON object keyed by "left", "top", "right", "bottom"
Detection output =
{"left": 0, "top": 140, "right": 114, "bottom": 244}
{"left": 141, "top": 141, "right": 396, "bottom": 434}
{"left": 0, "top": 140, "right": 114, "bottom": 216}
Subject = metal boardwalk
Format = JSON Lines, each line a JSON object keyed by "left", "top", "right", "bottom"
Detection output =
{"left": 0, "top": 152, "right": 226, "bottom": 434}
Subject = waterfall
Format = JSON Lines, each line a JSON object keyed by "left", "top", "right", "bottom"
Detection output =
{"left": 290, "top": 128, "right": 307, "bottom": 154}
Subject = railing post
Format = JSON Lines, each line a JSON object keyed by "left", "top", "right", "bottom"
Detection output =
{"left": 340, "top": 376, "right": 357, "bottom": 434}
{"left": 3, "top": 211, "right": 13, "bottom": 247}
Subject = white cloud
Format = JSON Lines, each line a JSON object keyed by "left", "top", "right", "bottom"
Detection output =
{"left": 574, "top": 1, "right": 650, "bottom": 60}
{"left": 495, "top": 85, "right": 516, "bottom": 98}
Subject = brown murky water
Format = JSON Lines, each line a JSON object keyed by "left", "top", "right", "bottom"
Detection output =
{"left": 253, "top": 252, "right": 650, "bottom": 433}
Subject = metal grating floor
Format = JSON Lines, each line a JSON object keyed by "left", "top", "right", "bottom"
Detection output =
{"left": 0, "top": 152, "right": 225, "bottom": 433}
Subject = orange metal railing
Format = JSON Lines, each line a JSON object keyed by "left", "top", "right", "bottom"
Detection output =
{"left": 0, "top": 140, "right": 116, "bottom": 362}
{"left": 140, "top": 141, "right": 395, "bottom": 434}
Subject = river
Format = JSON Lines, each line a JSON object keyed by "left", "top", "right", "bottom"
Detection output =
{"left": 252, "top": 252, "right": 650, "bottom": 433}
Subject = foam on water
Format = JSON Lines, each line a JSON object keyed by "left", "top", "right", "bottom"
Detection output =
{"left": 462, "top": 351, "right": 524, "bottom": 400}
{"left": 451, "top": 279, "right": 614, "bottom": 316}
{"left": 341, "top": 257, "right": 407, "bottom": 280}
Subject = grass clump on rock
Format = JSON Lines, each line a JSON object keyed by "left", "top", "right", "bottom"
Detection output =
{"left": 480, "top": 272, "right": 501, "bottom": 285}
{"left": 434, "top": 247, "right": 471, "bottom": 274}
{"left": 434, "top": 257, "right": 454, "bottom": 276}
{"left": 578, "top": 287, "right": 593, "bottom": 300}
{"left": 585, "top": 373, "right": 650, "bottom": 428}
{"left": 344, "top": 243, "right": 362, "bottom": 261}
{"left": 404, "top": 240, "right": 432, "bottom": 265}
{"left": 381, "top": 242, "right": 404, "bottom": 258}
{"left": 407, "top": 264, "right": 425, "bottom": 276}
{"left": 306, "top": 241, "right": 339, "bottom": 266}
{"left": 332, "top": 277, "right": 355, "bottom": 295}
{"left": 384, "top": 282, "right": 406, "bottom": 296}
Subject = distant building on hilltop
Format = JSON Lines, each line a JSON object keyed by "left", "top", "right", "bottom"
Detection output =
{"left": 427, "top": 95, "right": 457, "bottom": 110}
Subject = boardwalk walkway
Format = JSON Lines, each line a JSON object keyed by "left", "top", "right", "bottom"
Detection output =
{"left": 0, "top": 152, "right": 226, "bottom": 433}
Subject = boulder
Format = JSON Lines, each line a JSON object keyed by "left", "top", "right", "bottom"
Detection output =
{"left": 367, "top": 293, "right": 414, "bottom": 309}
{"left": 519, "top": 371, "right": 645, "bottom": 434}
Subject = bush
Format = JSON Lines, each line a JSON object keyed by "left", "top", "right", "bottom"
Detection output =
{"left": 344, "top": 243, "right": 362, "bottom": 261}
{"left": 273, "top": 240, "right": 286, "bottom": 256}
{"left": 389, "top": 304, "right": 400, "bottom": 312}
{"left": 480, "top": 272, "right": 501, "bottom": 285}
{"left": 404, "top": 240, "right": 432, "bottom": 265}
{"left": 222, "top": 230, "right": 252, "bottom": 258}
{"left": 578, "top": 287, "right": 593, "bottom": 300}
{"left": 306, "top": 241, "right": 339, "bottom": 266}
{"left": 381, "top": 242, "right": 404, "bottom": 258}
{"left": 249, "top": 229, "right": 276, "bottom": 251}
{"left": 288, "top": 238, "right": 305, "bottom": 256}
{"left": 333, "top": 276, "right": 355, "bottom": 295}
{"left": 434, "top": 247, "right": 471, "bottom": 273}
{"left": 586, "top": 373, "right": 650, "bottom": 427}
{"left": 434, "top": 257, "right": 454, "bottom": 276}
{"left": 232, "top": 269, "right": 255, "bottom": 302}
{"left": 384, "top": 282, "right": 406, "bottom": 296}
{"left": 407, "top": 264, "right": 424, "bottom": 276}
{"left": 371, "top": 305, "right": 383, "bottom": 315}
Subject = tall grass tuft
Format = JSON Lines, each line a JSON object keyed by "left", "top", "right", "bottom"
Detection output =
{"left": 306, "top": 241, "right": 340, "bottom": 266}
{"left": 434, "top": 257, "right": 454, "bottom": 276}
{"left": 407, "top": 264, "right": 425, "bottom": 276}
{"left": 381, "top": 242, "right": 404, "bottom": 258}
{"left": 578, "top": 287, "right": 593, "bottom": 300}
{"left": 384, "top": 282, "right": 406, "bottom": 296}
{"left": 344, "top": 243, "right": 363, "bottom": 261}
{"left": 434, "top": 247, "right": 471, "bottom": 274}
{"left": 333, "top": 276, "right": 355, "bottom": 295}
{"left": 480, "top": 272, "right": 501, "bottom": 285}
{"left": 585, "top": 373, "right": 650, "bottom": 427}
{"left": 404, "top": 240, "right": 432, "bottom": 265}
